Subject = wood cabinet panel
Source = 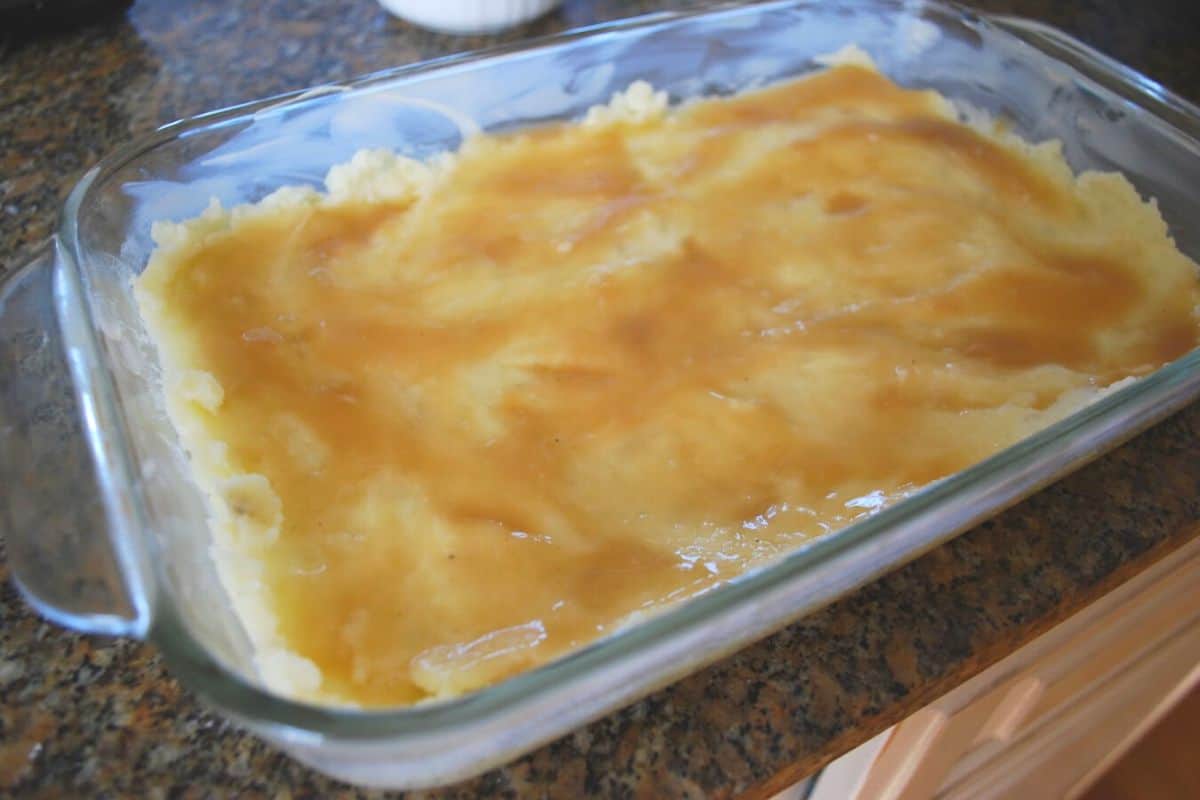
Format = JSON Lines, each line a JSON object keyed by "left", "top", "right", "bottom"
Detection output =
{"left": 800, "top": 535, "right": 1200, "bottom": 800}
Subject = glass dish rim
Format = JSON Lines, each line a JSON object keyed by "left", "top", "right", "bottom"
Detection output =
{"left": 53, "top": 0, "right": 1200, "bottom": 740}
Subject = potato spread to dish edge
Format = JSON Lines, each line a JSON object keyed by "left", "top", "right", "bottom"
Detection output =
{"left": 135, "top": 46, "right": 1200, "bottom": 707}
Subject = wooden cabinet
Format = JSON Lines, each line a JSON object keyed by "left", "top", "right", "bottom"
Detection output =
{"left": 786, "top": 534, "right": 1200, "bottom": 800}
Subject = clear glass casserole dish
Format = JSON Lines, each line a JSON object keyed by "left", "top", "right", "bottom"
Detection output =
{"left": 3, "top": 0, "right": 1200, "bottom": 789}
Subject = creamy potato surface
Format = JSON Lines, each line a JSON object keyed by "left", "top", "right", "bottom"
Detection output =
{"left": 137, "top": 60, "right": 1200, "bottom": 706}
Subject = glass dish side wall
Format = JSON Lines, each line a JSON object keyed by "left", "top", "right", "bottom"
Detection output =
{"left": 28, "top": 0, "right": 1200, "bottom": 788}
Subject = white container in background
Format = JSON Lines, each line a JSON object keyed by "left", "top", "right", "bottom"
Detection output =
{"left": 377, "top": 0, "right": 563, "bottom": 34}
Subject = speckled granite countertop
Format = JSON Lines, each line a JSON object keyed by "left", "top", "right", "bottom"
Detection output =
{"left": 3, "top": 0, "right": 1200, "bottom": 796}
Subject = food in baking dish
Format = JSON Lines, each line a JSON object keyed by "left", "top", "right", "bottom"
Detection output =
{"left": 136, "top": 49, "right": 1200, "bottom": 706}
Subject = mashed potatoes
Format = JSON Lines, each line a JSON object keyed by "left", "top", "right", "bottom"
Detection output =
{"left": 136, "top": 52, "right": 1200, "bottom": 706}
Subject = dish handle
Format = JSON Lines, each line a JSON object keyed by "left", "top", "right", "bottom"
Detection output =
{"left": 0, "top": 240, "right": 152, "bottom": 637}
{"left": 986, "top": 14, "right": 1200, "bottom": 135}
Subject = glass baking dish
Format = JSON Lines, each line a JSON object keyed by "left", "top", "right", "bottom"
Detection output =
{"left": 3, "top": 0, "right": 1200, "bottom": 789}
